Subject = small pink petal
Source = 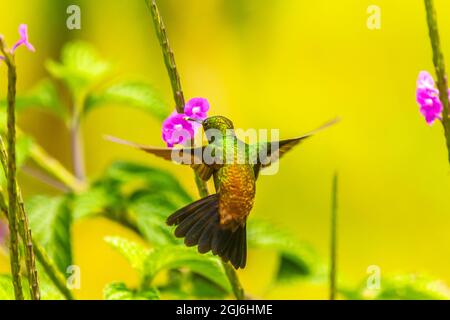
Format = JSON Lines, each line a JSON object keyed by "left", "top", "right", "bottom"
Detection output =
{"left": 11, "top": 24, "right": 35, "bottom": 53}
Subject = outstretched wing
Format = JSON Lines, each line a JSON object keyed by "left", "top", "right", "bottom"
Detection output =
{"left": 251, "top": 118, "right": 339, "bottom": 178}
{"left": 105, "top": 135, "right": 216, "bottom": 181}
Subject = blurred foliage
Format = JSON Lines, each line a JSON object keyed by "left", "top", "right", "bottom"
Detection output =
{"left": 0, "top": 29, "right": 449, "bottom": 299}
{"left": 0, "top": 41, "right": 324, "bottom": 300}
{"left": 341, "top": 274, "right": 450, "bottom": 300}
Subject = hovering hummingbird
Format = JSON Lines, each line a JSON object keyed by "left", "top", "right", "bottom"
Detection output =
{"left": 107, "top": 116, "right": 337, "bottom": 269}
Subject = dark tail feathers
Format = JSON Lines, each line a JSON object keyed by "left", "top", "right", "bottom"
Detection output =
{"left": 166, "top": 194, "right": 247, "bottom": 269}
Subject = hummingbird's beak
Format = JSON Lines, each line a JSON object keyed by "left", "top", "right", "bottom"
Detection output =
{"left": 183, "top": 117, "right": 203, "bottom": 124}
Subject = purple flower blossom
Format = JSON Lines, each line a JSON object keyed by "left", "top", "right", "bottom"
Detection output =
{"left": 416, "top": 71, "right": 444, "bottom": 125}
{"left": 162, "top": 111, "right": 195, "bottom": 147}
{"left": 11, "top": 24, "right": 35, "bottom": 53}
{"left": 161, "top": 97, "right": 210, "bottom": 147}
{"left": 184, "top": 97, "right": 210, "bottom": 120}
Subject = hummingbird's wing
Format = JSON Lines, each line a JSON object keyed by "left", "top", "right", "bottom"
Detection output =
{"left": 105, "top": 135, "right": 216, "bottom": 180}
{"left": 250, "top": 118, "right": 339, "bottom": 178}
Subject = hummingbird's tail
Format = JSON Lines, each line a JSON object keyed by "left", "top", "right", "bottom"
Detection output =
{"left": 166, "top": 194, "right": 247, "bottom": 269}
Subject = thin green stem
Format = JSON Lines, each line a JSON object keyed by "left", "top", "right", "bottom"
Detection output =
{"left": 194, "top": 173, "right": 209, "bottom": 198}
{"left": 424, "top": 0, "right": 450, "bottom": 163}
{"left": 146, "top": 0, "right": 185, "bottom": 113}
{"left": 224, "top": 262, "right": 245, "bottom": 300}
{"left": 29, "top": 141, "right": 85, "bottom": 193}
{"left": 329, "top": 172, "right": 338, "bottom": 300}
{"left": 0, "top": 140, "right": 74, "bottom": 300}
{"left": 0, "top": 191, "right": 74, "bottom": 300}
{"left": 145, "top": 0, "right": 244, "bottom": 300}
{"left": 32, "top": 241, "right": 75, "bottom": 300}
{"left": 70, "top": 96, "right": 86, "bottom": 183}
{"left": 0, "top": 135, "right": 40, "bottom": 300}
{"left": 0, "top": 44, "right": 24, "bottom": 300}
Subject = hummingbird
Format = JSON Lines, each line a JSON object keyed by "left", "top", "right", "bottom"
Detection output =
{"left": 106, "top": 116, "right": 337, "bottom": 269}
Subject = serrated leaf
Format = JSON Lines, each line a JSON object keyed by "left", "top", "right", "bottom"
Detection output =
{"left": 366, "top": 274, "right": 450, "bottom": 300}
{"left": 0, "top": 273, "right": 65, "bottom": 300}
{"left": 104, "top": 236, "right": 147, "bottom": 273}
{"left": 103, "top": 161, "right": 192, "bottom": 205}
{"left": 72, "top": 186, "right": 119, "bottom": 220}
{"left": 84, "top": 81, "right": 168, "bottom": 120}
{"left": 144, "top": 246, "right": 231, "bottom": 294}
{"left": 0, "top": 79, "right": 66, "bottom": 120}
{"left": 26, "top": 195, "right": 72, "bottom": 273}
{"left": 130, "top": 193, "right": 180, "bottom": 245}
{"left": 103, "top": 282, "right": 159, "bottom": 300}
{"left": 46, "top": 41, "right": 110, "bottom": 97}
{"left": 247, "top": 218, "right": 319, "bottom": 283}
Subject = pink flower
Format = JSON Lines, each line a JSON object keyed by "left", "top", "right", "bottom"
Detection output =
{"left": 416, "top": 71, "right": 444, "bottom": 125}
{"left": 162, "top": 111, "right": 195, "bottom": 147}
{"left": 184, "top": 97, "right": 210, "bottom": 120}
{"left": 161, "top": 97, "right": 210, "bottom": 147}
{"left": 11, "top": 24, "right": 35, "bottom": 53}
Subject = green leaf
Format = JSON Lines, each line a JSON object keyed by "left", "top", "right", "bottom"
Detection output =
{"left": 368, "top": 274, "right": 450, "bottom": 300}
{"left": 0, "top": 79, "right": 66, "bottom": 120}
{"left": 0, "top": 274, "right": 64, "bottom": 300}
{"left": 46, "top": 41, "right": 110, "bottom": 97}
{"left": 72, "top": 185, "right": 119, "bottom": 220}
{"left": 159, "top": 271, "right": 228, "bottom": 299}
{"left": 0, "top": 274, "right": 21, "bottom": 300}
{"left": 103, "top": 161, "right": 192, "bottom": 205}
{"left": 84, "top": 80, "right": 168, "bottom": 120}
{"left": 103, "top": 282, "right": 159, "bottom": 300}
{"left": 104, "top": 236, "right": 147, "bottom": 273}
{"left": 144, "top": 245, "right": 232, "bottom": 294}
{"left": 0, "top": 135, "right": 34, "bottom": 186}
{"left": 188, "top": 273, "right": 229, "bottom": 299}
{"left": 16, "top": 135, "right": 33, "bottom": 168}
{"left": 105, "top": 237, "right": 232, "bottom": 295}
{"left": 26, "top": 195, "right": 72, "bottom": 273}
{"left": 130, "top": 192, "right": 180, "bottom": 245}
{"left": 247, "top": 218, "right": 319, "bottom": 283}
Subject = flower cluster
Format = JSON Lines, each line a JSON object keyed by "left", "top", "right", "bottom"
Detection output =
{"left": 162, "top": 97, "right": 210, "bottom": 147}
{"left": 416, "top": 71, "right": 448, "bottom": 125}
{"left": 0, "top": 24, "right": 35, "bottom": 61}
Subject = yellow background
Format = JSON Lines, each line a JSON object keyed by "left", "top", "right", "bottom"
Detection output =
{"left": 1, "top": 0, "right": 450, "bottom": 299}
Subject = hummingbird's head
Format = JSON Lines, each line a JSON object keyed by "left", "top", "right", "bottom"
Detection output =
{"left": 201, "top": 116, "right": 234, "bottom": 132}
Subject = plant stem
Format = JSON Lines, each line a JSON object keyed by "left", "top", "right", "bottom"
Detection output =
{"left": 224, "top": 261, "right": 245, "bottom": 300}
{"left": 424, "top": 0, "right": 450, "bottom": 163}
{"left": 0, "top": 191, "right": 74, "bottom": 300}
{"left": 194, "top": 172, "right": 209, "bottom": 198}
{"left": 32, "top": 240, "right": 75, "bottom": 300}
{"left": 70, "top": 110, "right": 85, "bottom": 182}
{"left": 0, "top": 138, "right": 73, "bottom": 300}
{"left": 0, "top": 134, "right": 40, "bottom": 299}
{"left": 0, "top": 46, "right": 24, "bottom": 300}
{"left": 21, "top": 165, "right": 71, "bottom": 192}
{"left": 146, "top": 0, "right": 185, "bottom": 113}
{"left": 29, "top": 137, "right": 85, "bottom": 193}
{"left": 145, "top": 0, "right": 244, "bottom": 300}
{"left": 329, "top": 172, "right": 338, "bottom": 300}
